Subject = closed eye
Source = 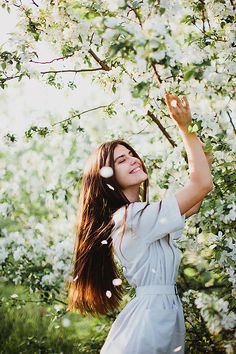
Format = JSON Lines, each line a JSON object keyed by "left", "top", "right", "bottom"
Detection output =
{"left": 117, "top": 150, "right": 134, "bottom": 164}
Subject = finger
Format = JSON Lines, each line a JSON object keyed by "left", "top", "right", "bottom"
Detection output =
{"left": 164, "top": 93, "right": 172, "bottom": 106}
{"left": 182, "top": 96, "right": 190, "bottom": 109}
{"left": 165, "top": 93, "right": 178, "bottom": 106}
{"left": 172, "top": 94, "right": 182, "bottom": 108}
{"left": 164, "top": 91, "right": 171, "bottom": 100}
{"left": 165, "top": 94, "right": 180, "bottom": 110}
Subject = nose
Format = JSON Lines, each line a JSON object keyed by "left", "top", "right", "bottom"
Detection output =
{"left": 130, "top": 157, "right": 139, "bottom": 165}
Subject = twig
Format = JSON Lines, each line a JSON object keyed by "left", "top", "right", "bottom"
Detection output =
{"left": 226, "top": 111, "right": 236, "bottom": 134}
{"left": 147, "top": 110, "right": 177, "bottom": 147}
{"left": 127, "top": 4, "right": 143, "bottom": 28}
{"left": 32, "top": 0, "right": 39, "bottom": 7}
{"left": 198, "top": 0, "right": 206, "bottom": 33}
{"left": 1, "top": 74, "right": 22, "bottom": 83}
{"left": 229, "top": 0, "right": 235, "bottom": 10}
{"left": 41, "top": 68, "right": 104, "bottom": 75}
{"left": 0, "top": 67, "right": 103, "bottom": 85}
{"left": 151, "top": 62, "right": 162, "bottom": 84}
{"left": 88, "top": 48, "right": 112, "bottom": 71}
{"left": 51, "top": 104, "right": 110, "bottom": 126}
{"left": 30, "top": 54, "right": 73, "bottom": 64}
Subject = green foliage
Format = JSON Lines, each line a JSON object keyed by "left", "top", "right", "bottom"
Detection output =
{"left": 0, "top": 283, "right": 109, "bottom": 354}
{"left": 0, "top": 0, "right": 235, "bottom": 353}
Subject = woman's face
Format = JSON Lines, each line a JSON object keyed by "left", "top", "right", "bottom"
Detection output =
{"left": 113, "top": 144, "right": 148, "bottom": 190}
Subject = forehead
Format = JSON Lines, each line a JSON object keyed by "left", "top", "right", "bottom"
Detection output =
{"left": 113, "top": 144, "right": 130, "bottom": 160}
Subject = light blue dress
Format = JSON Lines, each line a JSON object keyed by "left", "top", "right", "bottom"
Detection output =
{"left": 100, "top": 192, "right": 186, "bottom": 354}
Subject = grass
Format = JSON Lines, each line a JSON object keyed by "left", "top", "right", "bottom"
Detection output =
{"left": 0, "top": 282, "right": 111, "bottom": 354}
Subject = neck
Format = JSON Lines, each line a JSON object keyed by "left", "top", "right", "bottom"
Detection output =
{"left": 123, "top": 186, "right": 141, "bottom": 202}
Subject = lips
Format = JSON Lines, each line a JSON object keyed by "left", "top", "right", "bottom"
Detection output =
{"left": 129, "top": 165, "right": 142, "bottom": 174}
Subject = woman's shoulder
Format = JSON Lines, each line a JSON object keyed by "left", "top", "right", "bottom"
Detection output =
{"left": 112, "top": 202, "right": 150, "bottom": 224}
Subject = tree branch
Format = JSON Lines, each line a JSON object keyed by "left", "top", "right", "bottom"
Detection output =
{"left": 32, "top": 0, "right": 39, "bottom": 7}
{"left": 30, "top": 54, "right": 73, "bottom": 64}
{"left": 226, "top": 111, "right": 236, "bottom": 134}
{"left": 40, "top": 68, "right": 104, "bottom": 75}
{"left": 151, "top": 62, "right": 162, "bottom": 84}
{"left": 198, "top": 0, "right": 206, "bottom": 33}
{"left": 147, "top": 110, "right": 177, "bottom": 147}
{"left": 88, "top": 48, "right": 112, "bottom": 71}
{"left": 229, "top": 0, "right": 235, "bottom": 10}
{"left": 51, "top": 104, "right": 110, "bottom": 127}
{"left": 127, "top": 4, "right": 143, "bottom": 28}
{"left": 1, "top": 74, "right": 22, "bottom": 83}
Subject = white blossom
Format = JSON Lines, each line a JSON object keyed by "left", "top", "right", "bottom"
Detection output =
{"left": 106, "top": 290, "right": 112, "bottom": 298}
{"left": 61, "top": 318, "right": 71, "bottom": 327}
{"left": 100, "top": 167, "right": 114, "bottom": 178}
{"left": 112, "top": 278, "right": 122, "bottom": 286}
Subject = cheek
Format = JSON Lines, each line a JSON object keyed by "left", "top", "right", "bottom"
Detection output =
{"left": 115, "top": 166, "right": 129, "bottom": 186}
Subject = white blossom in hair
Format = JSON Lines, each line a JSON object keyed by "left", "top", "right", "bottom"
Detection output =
{"left": 106, "top": 290, "right": 112, "bottom": 298}
{"left": 173, "top": 346, "right": 182, "bottom": 352}
{"left": 112, "top": 278, "right": 122, "bottom": 286}
{"left": 100, "top": 166, "right": 114, "bottom": 178}
{"left": 101, "top": 240, "right": 108, "bottom": 244}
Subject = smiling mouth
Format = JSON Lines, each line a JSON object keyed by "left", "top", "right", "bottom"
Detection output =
{"left": 130, "top": 166, "right": 142, "bottom": 174}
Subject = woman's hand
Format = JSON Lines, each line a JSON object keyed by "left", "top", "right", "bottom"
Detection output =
{"left": 164, "top": 92, "right": 192, "bottom": 129}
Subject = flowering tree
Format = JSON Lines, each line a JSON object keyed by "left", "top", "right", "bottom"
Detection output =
{"left": 0, "top": 0, "right": 235, "bottom": 352}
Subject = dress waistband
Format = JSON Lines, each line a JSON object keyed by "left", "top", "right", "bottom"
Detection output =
{"left": 135, "top": 284, "right": 178, "bottom": 296}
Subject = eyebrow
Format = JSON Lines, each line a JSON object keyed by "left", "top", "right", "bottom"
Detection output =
{"left": 114, "top": 150, "right": 133, "bottom": 163}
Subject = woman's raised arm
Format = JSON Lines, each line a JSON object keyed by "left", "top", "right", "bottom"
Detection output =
{"left": 164, "top": 92, "right": 214, "bottom": 216}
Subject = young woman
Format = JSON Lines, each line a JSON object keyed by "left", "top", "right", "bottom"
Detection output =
{"left": 67, "top": 92, "right": 214, "bottom": 353}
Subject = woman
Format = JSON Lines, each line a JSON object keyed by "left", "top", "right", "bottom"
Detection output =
{"left": 67, "top": 92, "right": 214, "bottom": 353}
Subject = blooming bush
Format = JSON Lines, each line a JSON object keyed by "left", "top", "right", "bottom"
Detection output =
{"left": 0, "top": 0, "right": 235, "bottom": 352}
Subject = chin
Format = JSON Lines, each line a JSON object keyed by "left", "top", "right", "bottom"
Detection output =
{"left": 141, "top": 171, "right": 148, "bottom": 181}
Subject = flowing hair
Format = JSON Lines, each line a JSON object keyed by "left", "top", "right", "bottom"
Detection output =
{"left": 66, "top": 139, "right": 149, "bottom": 316}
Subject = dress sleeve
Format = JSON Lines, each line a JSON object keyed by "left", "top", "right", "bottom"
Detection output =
{"left": 126, "top": 192, "right": 185, "bottom": 245}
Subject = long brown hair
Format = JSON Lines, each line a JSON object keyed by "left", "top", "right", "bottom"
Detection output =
{"left": 66, "top": 140, "right": 149, "bottom": 316}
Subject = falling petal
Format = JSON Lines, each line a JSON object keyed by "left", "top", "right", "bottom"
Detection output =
{"left": 10, "top": 294, "right": 18, "bottom": 299}
{"left": 171, "top": 100, "right": 177, "bottom": 108}
{"left": 106, "top": 183, "right": 115, "bottom": 190}
{"left": 106, "top": 290, "right": 112, "bottom": 298}
{"left": 100, "top": 167, "right": 113, "bottom": 178}
{"left": 101, "top": 240, "right": 108, "bottom": 244}
{"left": 112, "top": 278, "right": 122, "bottom": 286}
{"left": 151, "top": 268, "right": 156, "bottom": 273}
{"left": 173, "top": 346, "right": 182, "bottom": 352}
{"left": 73, "top": 275, "right": 79, "bottom": 281}
{"left": 62, "top": 318, "right": 71, "bottom": 327}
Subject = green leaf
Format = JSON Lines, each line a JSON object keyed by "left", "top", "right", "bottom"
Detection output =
{"left": 184, "top": 69, "right": 195, "bottom": 81}
{"left": 192, "top": 124, "right": 199, "bottom": 132}
{"left": 1, "top": 62, "right": 6, "bottom": 70}
{"left": 159, "top": 7, "right": 165, "bottom": 15}
{"left": 131, "top": 81, "right": 149, "bottom": 98}
{"left": 16, "top": 63, "right": 21, "bottom": 71}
